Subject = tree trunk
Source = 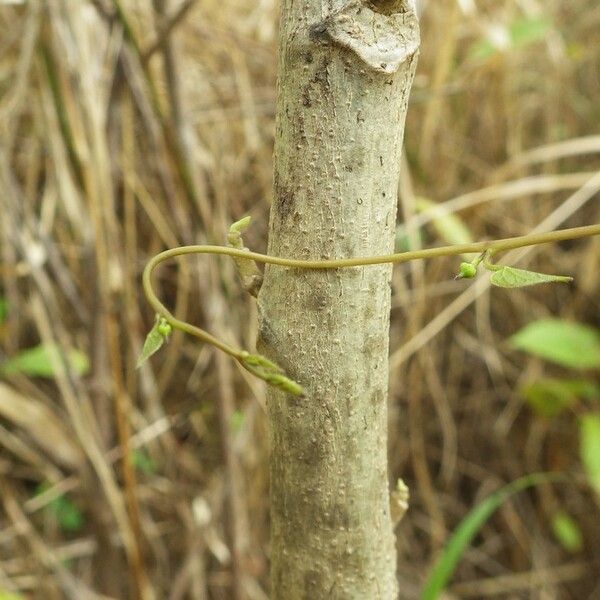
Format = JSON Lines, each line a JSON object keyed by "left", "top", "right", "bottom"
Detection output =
{"left": 257, "top": 1, "right": 419, "bottom": 598}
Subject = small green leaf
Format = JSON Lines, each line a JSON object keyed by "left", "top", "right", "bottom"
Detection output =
{"left": 421, "top": 472, "right": 559, "bottom": 600}
{"left": 579, "top": 413, "right": 600, "bottom": 494}
{"left": 510, "top": 320, "right": 600, "bottom": 370}
{"left": 136, "top": 317, "right": 171, "bottom": 368}
{"left": 522, "top": 379, "right": 599, "bottom": 418}
{"left": 489, "top": 266, "right": 572, "bottom": 288}
{"left": 551, "top": 511, "right": 583, "bottom": 553}
{"left": 1, "top": 344, "right": 89, "bottom": 378}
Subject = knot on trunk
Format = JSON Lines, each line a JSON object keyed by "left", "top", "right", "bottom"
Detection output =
{"left": 310, "top": 0, "right": 420, "bottom": 74}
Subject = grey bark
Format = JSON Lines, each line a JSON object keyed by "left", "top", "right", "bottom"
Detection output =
{"left": 257, "top": 1, "right": 419, "bottom": 598}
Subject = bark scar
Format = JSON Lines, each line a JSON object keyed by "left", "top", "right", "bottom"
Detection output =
{"left": 311, "top": 0, "right": 420, "bottom": 74}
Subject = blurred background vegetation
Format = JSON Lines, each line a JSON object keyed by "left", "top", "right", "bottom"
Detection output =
{"left": 0, "top": 0, "right": 599, "bottom": 598}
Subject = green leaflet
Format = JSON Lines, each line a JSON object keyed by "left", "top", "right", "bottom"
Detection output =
{"left": 458, "top": 252, "right": 573, "bottom": 288}
{"left": 421, "top": 472, "right": 560, "bottom": 600}
{"left": 136, "top": 316, "right": 172, "bottom": 368}
{"left": 490, "top": 266, "right": 572, "bottom": 288}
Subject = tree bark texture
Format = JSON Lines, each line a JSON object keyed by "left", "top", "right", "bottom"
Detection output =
{"left": 257, "top": 2, "right": 419, "bottom": 598}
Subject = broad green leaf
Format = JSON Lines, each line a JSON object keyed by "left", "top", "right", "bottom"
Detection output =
{"left": 510, "top": 320, "right": 600, "bottom": 370}
{"left": 490, "top": 266, "right": 572, "bottom": 288}
{"left": 136, "top": 317, "right": 171, "bottom": 368}
{"left": 551, "top": 511, "right": 583, "bottom": 553}
{"left": 522, "top": 379, "right": 600, "bottom": 418}
{"left": 579, "top": 413, "right": 600, "bottom": 494}
{"left": 1, "top": 343, "right": 89, "bottom": 378}
{"left": 416, "top": 198, "right": 475, "bottom": 260}
{"left": 421, "top": 473, "right": 558, "bottom": 600}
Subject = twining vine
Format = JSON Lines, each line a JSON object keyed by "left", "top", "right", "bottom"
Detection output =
{"left": 139, "top": 220, "right": 600, "bottom": 396}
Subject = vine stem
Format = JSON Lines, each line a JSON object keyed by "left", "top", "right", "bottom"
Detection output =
{"left": 143, "top": 223, "right": 600, "bottom": 363}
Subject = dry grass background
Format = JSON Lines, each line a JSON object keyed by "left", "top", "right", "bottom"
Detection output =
{"left": 0, "top": 0, "right": 599, "bottom": 598}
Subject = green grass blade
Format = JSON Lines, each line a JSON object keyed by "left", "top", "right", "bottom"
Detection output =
{"left": 421, "top": 472, "right": 559, "bottom": 600}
